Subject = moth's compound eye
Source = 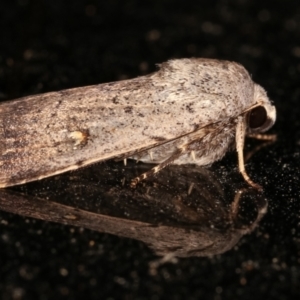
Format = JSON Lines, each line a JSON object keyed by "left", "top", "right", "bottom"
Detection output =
{"left": 247, "top": 105, "right": 275, "bottom": 133}
{"left": 248, "top": 106, "right": 267, "bottom": 129}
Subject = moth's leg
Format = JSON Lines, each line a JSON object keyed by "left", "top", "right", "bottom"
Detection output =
{"left": 130, "top": 146, "right": 187, "bottom": 187}
{"left": 148, "top": 151, "right": 154, "bottom": 161}
{"left": 245, "top": 133, "right": 277, "bottom": 162}
{"left": 244, "top": 140, "right": 276, "bottom": 163}
{"left": 190, "top": 150, "right": 196, "bottom": 161}
{"left": 236, "top": 116, "right": 263, "bottom": 191}
{"left": 247, "top": 133, "right": 277, "bottom": 141}
{"left": 188, "top": 182, "right": 195, "bottom": 195}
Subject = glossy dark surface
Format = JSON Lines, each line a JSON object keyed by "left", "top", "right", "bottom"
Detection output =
{"left": 0, "top": 0, "right": 300, "bottom": 299}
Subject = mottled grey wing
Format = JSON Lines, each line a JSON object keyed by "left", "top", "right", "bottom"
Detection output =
{"left": 0, "top": 58, "right": 254, "bottom": 187}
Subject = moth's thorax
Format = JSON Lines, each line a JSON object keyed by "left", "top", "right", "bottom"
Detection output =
{"left": 154, "top": 58, "right": 257, "bottom": 119}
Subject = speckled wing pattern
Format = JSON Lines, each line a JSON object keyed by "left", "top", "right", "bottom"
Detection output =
{"left": 0, "top": 58, "right": 256, "bottom": 187}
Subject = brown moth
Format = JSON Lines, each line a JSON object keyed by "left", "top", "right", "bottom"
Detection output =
{"left": 0, "top": 58, "right": 276, "bottom": 189}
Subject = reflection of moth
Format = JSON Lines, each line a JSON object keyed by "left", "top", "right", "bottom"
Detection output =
{"left": 0, "top": 58, "right": 276, "bottom": 188}
{"left": 0, "top": 163, "right": 268, "bottom": 257}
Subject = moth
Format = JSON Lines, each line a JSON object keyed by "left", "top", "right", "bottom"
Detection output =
{"left": 0, "top": 58, "right": 276, "bottom": 189}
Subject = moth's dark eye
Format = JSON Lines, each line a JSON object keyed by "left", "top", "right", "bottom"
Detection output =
{"left": 248, "top": 106, "right": 267, "bottom": 129}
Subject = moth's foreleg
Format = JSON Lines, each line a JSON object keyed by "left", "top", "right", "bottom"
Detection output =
{"left": 245, "top": 133, "right": 277, "bottom": 163}
{"left": 130, "top": 146, "right": 187, "bottom": 187}
{"left": 236, "top": 116, "right": 263, "bottom": 191}
{"left": 247, "top": 133, "right": 277, "bottom": 141}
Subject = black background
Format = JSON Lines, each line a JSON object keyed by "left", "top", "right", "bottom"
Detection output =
{"left": 1, "top": 0, "right": 300, "bottom": 299}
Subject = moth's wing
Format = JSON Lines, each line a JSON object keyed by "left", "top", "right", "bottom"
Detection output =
{"left": 128, "top": 117, "right": 237, "bottom": 166}
{"left": 129, "top": 119, "right": 238, "bottom": 187}
{"left": 0, "top": 58, "right": 254, "bottom": 186}
{"left": 0, "top": 79, "right": 190, "bottom": 186}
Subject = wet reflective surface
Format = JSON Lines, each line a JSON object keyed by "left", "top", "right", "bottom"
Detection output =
{"left": 0, "top": 162, "right": 267, "bottom": 257}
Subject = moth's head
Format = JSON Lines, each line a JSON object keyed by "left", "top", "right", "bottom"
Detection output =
{"left": 247, "top": 84, "right": 276, "bottom": 133}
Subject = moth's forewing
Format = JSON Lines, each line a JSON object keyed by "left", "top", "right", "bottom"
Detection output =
{"left": 0, "top": 59, "right": 261, "bottom": 187}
